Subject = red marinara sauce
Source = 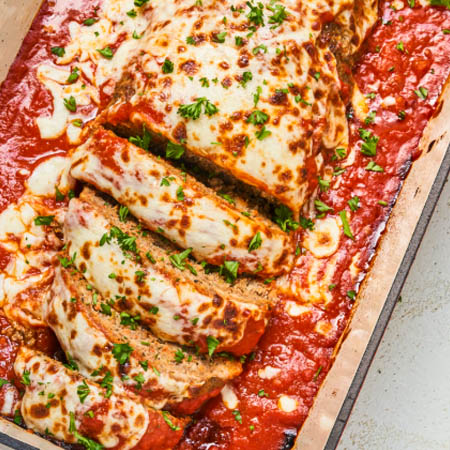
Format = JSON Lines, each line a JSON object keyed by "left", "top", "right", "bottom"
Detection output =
{"left": 178, "top": 3, "right": 450, "bottom": 450}
{"left": 0, "top": 0, "right": 448, "bottom": 449}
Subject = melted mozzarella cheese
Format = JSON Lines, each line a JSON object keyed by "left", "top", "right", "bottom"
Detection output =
{"left": 45, "top": 266, "right": 241, "bottom": 409}
{"left": 64, "top": 197, "right": 267, "bottom": 353}
{"left": 70, "top": 128, "right": 293, "bottom": 277}
{"left": 258, "top": 366, "right": 281, "bottom": 380}
{"left": 35, "top": 0, "right": 150, "bottom": 143}
{"left": 303, "top": 217, "right": 342, "bottom": 258}
{"left": 14, "top": 347, "right": 150, "bottom": 449}
{"left": 105, "top": 0, "right": 352, "bottom": 214}
{"left": 278, "top": 395, "right": 298, "bottom": 413}
{"left": 0, "top": 157, "right": 73, "bottom": 327}
{"left": 221, "top": 384, "right": 239, "bottom": 410}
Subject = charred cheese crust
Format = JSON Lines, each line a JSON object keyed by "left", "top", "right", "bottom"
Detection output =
{"left": 104, "top": 0, "right": 352, "bottom": 215}
{"left": 70, "top": 127, "right": 294, "bottom": 277}
{"left": 14, "top": 347, "right": 185, "bottom": 450}
{"left": 45, "top": 265, "right": 242, "bottom": 412}
{"left": 63, "top": 189, "right": 272, "bottom": 355}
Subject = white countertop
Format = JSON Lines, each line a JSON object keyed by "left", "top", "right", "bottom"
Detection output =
{"left": 337, "top": 176, "right": 450, "bottom": 450}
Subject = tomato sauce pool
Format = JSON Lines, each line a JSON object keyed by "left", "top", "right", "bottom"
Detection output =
{"left": 0, "top": 1, "right": 449, "bottom": 449}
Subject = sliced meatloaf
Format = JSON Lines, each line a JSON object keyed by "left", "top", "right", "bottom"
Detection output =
{"left": 45, "top": 264, "right": 242, "bottom": 414}
{"left": 70, "top": 127, "right": 294, "bottom": 278}
{"left": 14, "top": 347, "right": 185, "bottom": 450}
{"left": 63, "top": 187, "right": 274, "bottom": 355}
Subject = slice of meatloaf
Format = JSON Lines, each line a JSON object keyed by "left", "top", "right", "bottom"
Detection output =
{"left": 63, "top": 187, "right": 274, "bottom": 355}
{"left": 14, "top": 347, "right": 185, "bottom": 450}
{"left": 70, "top": 127, "right": 294, "bottom": 278}
{"left": 45, "top": 264, "right": 242, "bottom": 414}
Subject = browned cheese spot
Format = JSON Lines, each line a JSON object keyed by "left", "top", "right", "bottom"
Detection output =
{"left": 30, "top": 403, "right": 50, "bottom": 419}
{"left": 81, "top": 242, "right": 91, "bottom": 260}
{"left": 180, "top": 60, "right": 199, "bottom": 75}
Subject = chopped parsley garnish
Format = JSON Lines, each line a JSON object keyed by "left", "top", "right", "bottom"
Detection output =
{"left": 246, "top": 110, "right": 268, "bottom": 125}
{"left": 313, "top": 365, "right": 323, "bottom": 381}
{"left": 132, "top": 30, "right": 142, "bottom": 39}
{"left": 112, "top": 343, "right": 134, "bottom": 365}
{"left": 429, "top": 0, "right": 450, "bottom": 8}
{"left": 100, "top": 303, "right": 112, "bottom": 316}
{"left": 218, "top": 192, "right": 235, "bottom": 205}
{"left": 235, "top": 36, "right": 244, "bottom": 46}
{"left": 134, "top": 373, "right": 145, "bottom": 389}
{"left": 118, "top": 205, "right": 129, "bottom": 222}
{"left": 347, "top": 290, "right": 356, "bottom": 300}
{"left": 241, "top": 71, "right": 253, "bottom": 87}
{"left": 364, "top": 110, "right": 376, "bottom": 125}
{"left": 255, "top": 126, "right": 271, "bottom": 140}
{"left": 127, "top": 9, "right": 137, "bottom": 17}
{"left": 318, "top": 177, "right": 330, "bottom": 192}
{"left": 186, "top": 36, "right": 196, "bottom": 45}
{"left": 100, "top": 371, "right": 113, "bottom": 398}
{"left": 414, "top": 86, "right": 428, "bottom": 100}
{"left": 299, "top": 216, "right": 314, "bottom": 230}
{"left": 120, "top": 312, "right": 140, "bottom": 330}
{"left": 339, "top": 210, "right": 354, "bottom": 239}
{"left": 176, "top": 186, "right": 185, "bottom": 201}
{"left": 200, "top": 77, "right": 209, "bottom": 87}
{"left": 21, "top": 370, "right": 31, "bottom": 386}
{"left": 232, "top": 409, "right": 243, "bottom": 424}
{"left": 258, "top": 389, "right": 269, "bottom": 397}
{"left": 162, "top": 410, "right": 181, "bottom": 431}
{"left": 207, "top": 335, "right": 220, "bottom": 356}
{"left": 162, "top": 58, "right": 174, "bottom": 73}
{"left": 0, "top": 378, "right": 9, "bottom": 387}
{"left": 178, "top": 97, "right": 218, "bottom": 120}
{"left": 135, "top": 270, "right": 146, "bottom": 282}
{"left": 67, "top": 67, "right": 80, "bottom": 83}
{"left": 396, "top": 41, "right": 405, "bottom": 52}
{"left": 253, "top": 86, "right": 262, "bottom": 106}
{"left": 77, "top": 380, "right": 90, "bottom": 404}
{"left": 166, "top": 141, "right": 185, "bottom": 159}
{"left": 252, "top": 44, "right": 268, "bottom": 55}
{"left": 51, "top": 46, "right": 65, "bottom": 57}
{"left": 146, "top": 252, "right": 156, "bottom": 263}
{"left": 267, "top": 3, "right": 289, "bottom": 28}
{"left": 248, "top": 232, "right": 262, "bottom": 252}
{"left": 366, "top": 161, "right": 384, "bottom": 172}
{"left": 58, "top": 252, "right": 76, "bottom": 269}
{"left": 213, "top": 31, "right": 227, "bottom": 43}
{"left": 97, "top": 46, "right": 114, "bottom": 59}
{"left": 64, "top": 354, "right": 79, "bottom": 371}
{"left": 220, "top": 260, "right": 239, "bottom": 283}
{"left": 359, "top": 128, "right": 379, "bottom": 156}
{"left": 314, "top": 199, "right": 333, "bottom": 213}
{"left": 334, "top": 147, "right": 347, "bottom": 159}
{"left": 101, "top": 226, "right": 137, "bottom": 254}
{"left": 348, "top": 196, "right": 360, "bottom": 212}
{"left": 83, "top": 18, "right": 96, "bottom": 26}
{"left": 273, "top": 205, "right": 299, "bottom": 232}
{"left": 247, "top": 1, "right": 264, "bottom": 26}
{"left": 129, "top": 125, "right": 151, "bottom": 151}
{"left": 398, "top": 110, "right": 406, "bottom": 120}
{"left": 134, "top": 0, "right": 150, "bottom": 6}
{"left": 64, "top": 96, "right": 77, "bottom": 112}
{"left": 13, "top": 409, "right": 22, "bottom": 426}
{"left": 174, "top": 349, "right": 185, "bottom": 364}
{"left": 55, "top": 186, "right": 65, "bottom": 201}
{"left": 69, "top": 412, "right": 104, "bottom": 450}
{"left": 34, "top": 215, "right": 54, "bottom": 226}
{"left": 169, "top": 248, "right": 193, "bottom": 271}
